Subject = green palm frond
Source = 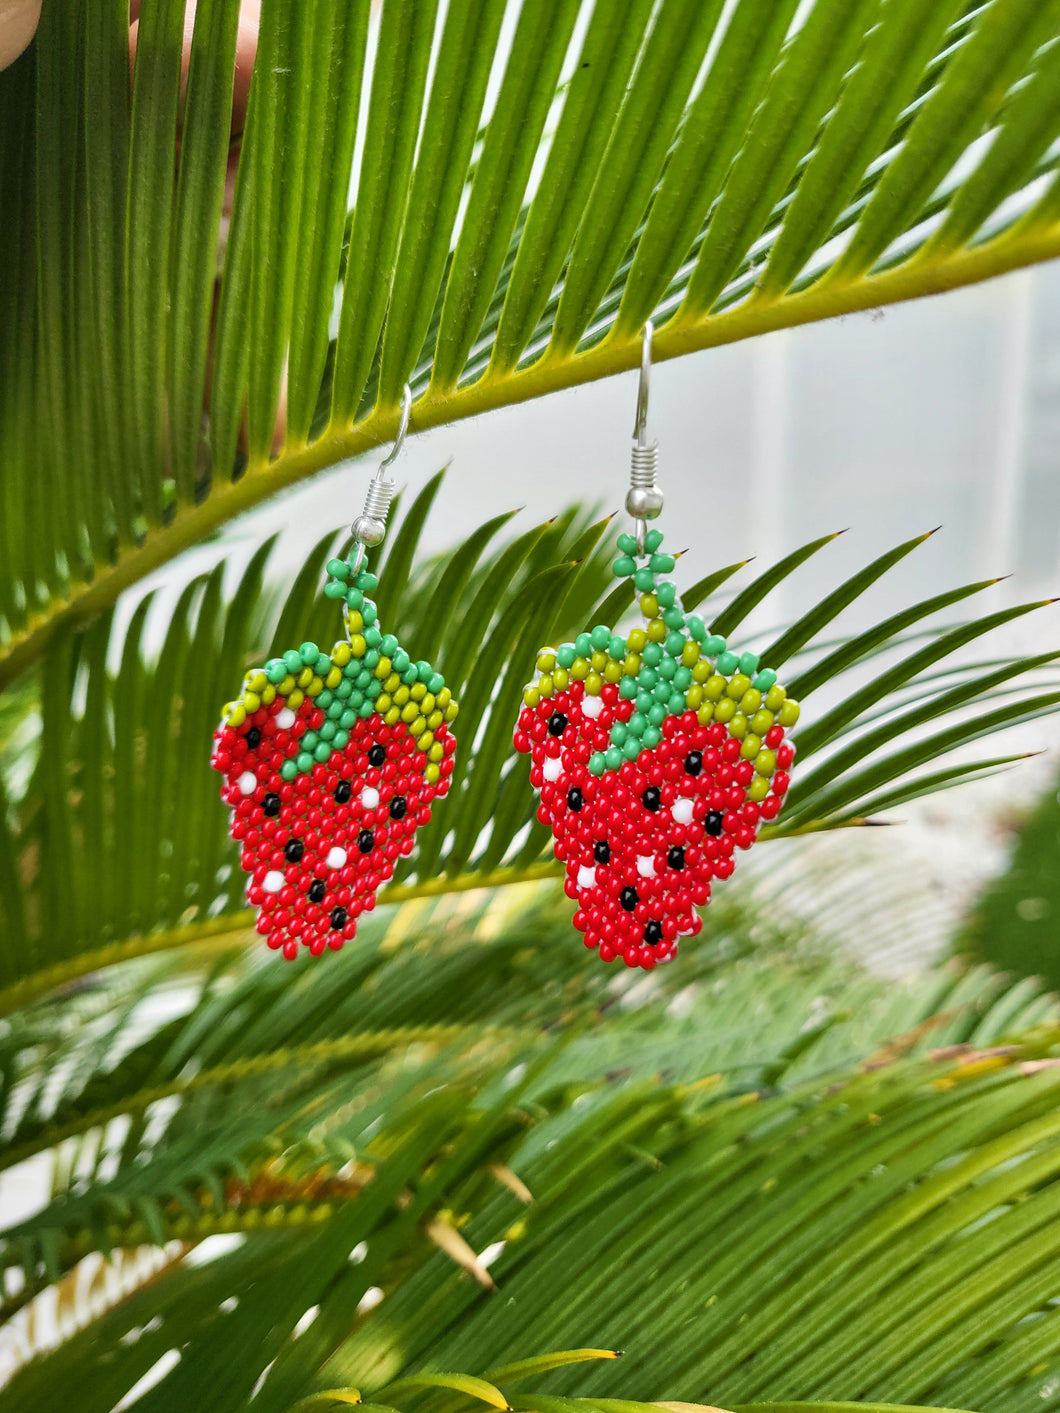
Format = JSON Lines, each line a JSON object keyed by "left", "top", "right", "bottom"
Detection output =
{"left": 3, "top": 0, "right": 1060, "bottom": 683}
{"left": 2, "top": 494, "right": 1056, "bottom": 1002}
{"left": 3, "top": 886, "right": 1059, "bottom": 1409}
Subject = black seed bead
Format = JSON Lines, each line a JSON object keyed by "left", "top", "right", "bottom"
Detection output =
{"left": 593, "top": 839, "right": 611, "bottom": 864}
{"left": 548, "top": 711, "right": 568, "bottom": 737}
{"left": 642, "top": 786, "right": 661, "bottom": 811}
{"left": 643, "top": 920, "right": 664, "bottom": 945}
{"left": 705, "top": 810, "right": 724, "bottom": 837}
{"left": 368, "top": 744, "right": 386, "bottom": 767}
{"left": 567, "top": 786, "right": 584, "bottom": 811}
{"left": 620, "top": 886, "right": 639, "bottom": 912}
{"left": 262, "top": 792, "right": 281, "bottom": 817}
{"left": 684, "top": 751, "right": 703, "bottom": 776}
{"left": 667, "top": 845, "right": 685, "bottom": 870}
{"left": 389, "top": 795, "right": 408, "bottom": 820}
{"left": 330, "top": 906, "right": 348, "bottom": 930}
{"left": 307, "top": 879, "right": 326, "bottom": 904}
{"left": 357, "top": 829, "right": 375, "bottom": 854}
{"left": 334, "top": 780, "right": 352, "bottom": 804}
{"left": 284, "top": 838, "right": 305, "bottom": 863}
{"left": 245, "top": 726, "right": 262, "bottom": 750}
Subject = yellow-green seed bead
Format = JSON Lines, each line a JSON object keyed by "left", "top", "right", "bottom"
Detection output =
{"left": 246, "top": 669, "right": 268, "bottom": 693}
{"left": 755, "top": 748, "right": 777, "bottom": 776}
{"left": 307, "top": 675, "right": 323, "bottom": 696}
{"left": 739, "top": 688, "right": 762, "bottom": 715}
{"left": 394, "top": 685, "right": 410, "bottom": 706}
{"left": 751, "top": 709, "right": 775, "bottom": 735}
{"left": 681, "top": 642, "right": 701, "bottom": 667}
{"left": 571, "top": 657, "right": 589, "bottom": 681}
{"left": 421, "top": 693, "right": 435, "bottom": 715}
{"left": 539, "top": 673, "right": 554, "bottom": 697}
{"left": 726, "top": 673, "right": 751, "bottom": 700}
{"left": 714, "top": 697, "right": 736, "bottom": 723}
{"left": 244, "top": 691, "right": 261, "bottom": 712}
{"left": 585, "top": 671, "right": 603, "bottom": 696}
{"left": 411, "top": 715, "right": 426, "bottom": 735}
{"left": 350, "top": 635, "right": 367, "bottom": 658}
{"left": 279, "top": 674, "right": 295, "bottom": 695}
{"left": 227, "top": 703, "right": 246, "bottom": 727}
{"left": 374, "top": 655, "right": 392, "bottom": 679}
{"left": 401, "top": 701, "right": 418, "bottom": 723}
{"left": 429, "top": 742, "right": 444, "bottom": 762}
{"left": 686, "top": 684, "right": 704, "bottom": 710}
{"left": 376, "top": 694, "right": 391, "bottom": 713}
{"left": 295, "top": 667, "right": 312, "bottom": 688}
{"left": 778, "top": 699, "right": 801, "bottom": 727}
{"left": 624, "top": 653, "right": 641, "bottom": 676}
{"left": 436, "top": 686, "right": 451, "bottom": 709}
{"left": 444, "top": 702, "right": 458, "bottom": 722}
{"left": 348, "top": 612, "right": 364, "bottom": 635}
{"left": 646, "top": 618, "right": 667, "bottom": 643}
{"left": 332, "top": 642, "right": 352, "bottom": 667}
{"left": 419, "top": 730, "right": 434, "bottom": 751}
{"left": 590, "top": 649, "right": 608, "bottom": 672}
{"left": 691, "top": 660, "right": 712, "bottom": 684}
{"left": 740, "top": 732, "right": 762, "bottom": 760}
{"left": 604, "top": 661, "right": 622, "bottom": 684}
{"left": 748, "top": 774, "right": 770, "bottom": 801}
{"left": 552, "top": 667, "right": 569, "bottom": 690}
{"left": 640, "top": 593, "right": 659, "bottom": 618}
{"left": 627, "top": 628, "right": 647, "bottom": 653}
{"left": 705, "top": 673, "right": 727, "bottom": 701}
{"left": 425, "top": 764, "right": 441, "bottom": 784}
{"left": 384, "top": 672, "right": 400, "bottom": 694}
{"left": 697, "top": 704, "right": 715, "bottom": 725}
{"left": 427, "top": 709, "right": 443, "bottom": 730}
{"left": 385, "top": 706, "right": 401, "bottom": 726}
{"left": 325, "top": 667, "right": 342, "bottom": 690}
{"left": 729, "top": 712, "right": 748, "bottom": 738}
{"left": 765, "top": 684, "right": 787, "bottom": 711}
{"left": 262, "top": 684, "right": 276, "bottom": 706}
{"left": 537, "top": 651, "right": 557, "bottom": 673}
{"left": 287, "top": 689, "right": 304, "bottom": 710}
{"left": 410, "top": 682, "right": 426, "bottom": 701}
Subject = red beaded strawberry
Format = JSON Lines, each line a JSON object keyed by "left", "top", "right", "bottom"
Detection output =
{"left": 211, "top": 555, "right": 458, "bottom": 959}
{"left": 513, "top": 530, "right": 798, "bottom": 969}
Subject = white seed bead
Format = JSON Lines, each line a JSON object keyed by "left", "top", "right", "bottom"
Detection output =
{"left": 238, "top": 770, "right": 257, "bottom": 795}
{"left": 276, "top": 707, "right": 296, "bottom": 729}
{"left": 543, "top": 756, "right": 563, "bottom": 782}
{"left": 581, "top": 695, "right": 603, "bottom": 719}
{"left": 672, "top": 798, "right": 695, "bottom": 825}
{"left": 361, "top": 786, "right": 380, "bottom": 809}
{"left": 262, "top": 870, "right": 284, "bottom": 893}
{"left": 637, "top": 855, "right": 656, "bottom": 878}
{"left": 326, "top": 846, "right": 347, "bottom": 869}
{"left": 577, "top": 864, "right": 596, "bottom": 889}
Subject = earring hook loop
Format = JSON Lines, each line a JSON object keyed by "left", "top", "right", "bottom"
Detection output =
{"left": 344, "top": 385, "right": 413, "bottom": 631}
{"left": 379, "top": 383, "right": 412, "bottom": 473}
{"left": 634, "top": 319, "right": 652, "bottom": 445}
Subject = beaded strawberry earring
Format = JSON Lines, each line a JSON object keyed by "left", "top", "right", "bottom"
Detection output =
{"left": 513, "top": 326, "right": 799, "bottom": 970}
{"left": 211, "top": 389, "right": 458, "bottom": 959}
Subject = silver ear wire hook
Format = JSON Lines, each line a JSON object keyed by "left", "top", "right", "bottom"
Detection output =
{"left": 626, "top": 321, "right": 663, "bottom": 556}
{"left": 343, "top": 384, "right": 412, "bottom": 638}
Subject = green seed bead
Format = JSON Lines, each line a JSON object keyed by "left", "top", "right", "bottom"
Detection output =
{"left": 657, "top": 656, "right": 677, "bottom": 681}
{"left": 755, "top": 748, "right": 777, "bottom": 776}
{"left": 281, "top": 759, "right": 298, "bottom": 781}
{"left": 362, "top": 602, "right": 378, "bottom": 626}
{"left": 364, "top": 650, "right": 380, "bottom": 671}
{"left": 427, "top": 672, "right": 445, "bottom": 694}
{"left": 717, "top": 650, "right": 740, "bottom": 675}
{"left": 605, "top": 746, "right": 625, "bottom": 770}
{"left": 380, "top": 634, "right": 399, "bottom": 656}
{"left": 753, "top": 668, "right": 777, "bottom": 691}
{"left": 663, "top": 607, "right": 685, "bottom": 629}
{"left": 657, "top": 582, "right": 676, "bottom": 608}
{"left": 326, "top": 698, "right": 343, "bottom": 720}
{"left": 364, "top": 630, "right": 382, "bottom": 652}
{"left": 299, "top": 642, "right": 318, "bottom": 665}
{"left": 326, "top": 558, "right": 350, "bottom": 580}
{"left": 628, "top": 712, "right": 646, "bottom": 737}
{"left": 402, "top": 665, "right": 419, "bottom": 685}
{"left": 314, "top": 741, "right": 332, "bottom": 762}
{"left": 359, "top": 700, "right": 375, "bottom": 718}
{"left": 312, "top": 653, "right": 330, "bottom": 677}
{"left": 633, "top": 567, "right": 656, "bottom": 591}
{"left": 636, "top": 689, "right": 653, "bottom": 713}
{"left": 588, "top": 625, "right": 609, "bottom": 651}
{"left": 589, "top": 752, "right": 607, "bottom": 775}
{"left": 650, "top": 553, "right": 676, "bottom": 573}
{"left": 266, "top": 658, "right": 288, "bottom": 684}
{"left": 575, "top": 632, "right": 592, "bottom": 657}
{"left": 637, "top": 667, "right": 658, "bottom": 689}
{"left": 643, "top": 641, "right": 663, "bottom": 667}
{"left": 673, "top": 666, "right": 692, "bottom": 690}
{"left": 346, "top": 589, "right": 364, "bottom": 612}
{"left": 415, "top": 660, "right": 430, "bottom": 682}
{"left": 687, "top": 616, "right": 707, "bottom": 642}
{"left": 622, "top": 738, "right": 641, "bottom": 761}
{"left": 340, "top": 709, "right": 358, "bottom": 729}
{"left": 283, "top": 649, "right": 303, "bottom": 673}
{"left": 302, "top": 731, "right": 318, "bottom": 751}
{"left": 739, "top": 651, "right": 760, "bottom": 676}
{"left": 611, "top": 722, "right": 628, "bottom": 746}
{"left": 366, "top": 678, "right": 383, "bottom": 698}
{"left": 557, "top": 643, "right": 576, "bottom": 669}
{"left": 323, "top": 579, "right": 346, "bottom": 599}
{"left": 654, "top": 680, "right": 670, "bottom": 702}
{"left": 619, "top": 675, "right": 638, "bottom": 699}
{"left": 296, "top": 751, "right": 314, "bottom": 773}
{"left": 612, "top": 555, "right": 636, "bottom": 577}
{"left": 703, "top": 634, "right": 726, "bottom": 656}
{"left": 644, "top": 529, "right": 664, "bottom": 552}
{"left": 665, "top": 631, "right": 685, "bottom": 657}
{"left": 616, "top": 532, "right": 637, "bottom": 555}
{"left": 608, "top": 635, "right": 625, "bottom": 660}
{"left": 319, "top": 720, "right": 337, "bottom": 741}
{"left": 333, "top": 729, "right": 349, "bottom": 749}
{"left": 354, "top": 571, "right": 378, "bottom": 591}
{"left": 668, "top": 690, "right": 686, "bottom": 714}
{"left": 643, "top": 725, "right": 662, "bottom": 748}
{"left": 648, "top": 702, "right": 667, "bottom": 726}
